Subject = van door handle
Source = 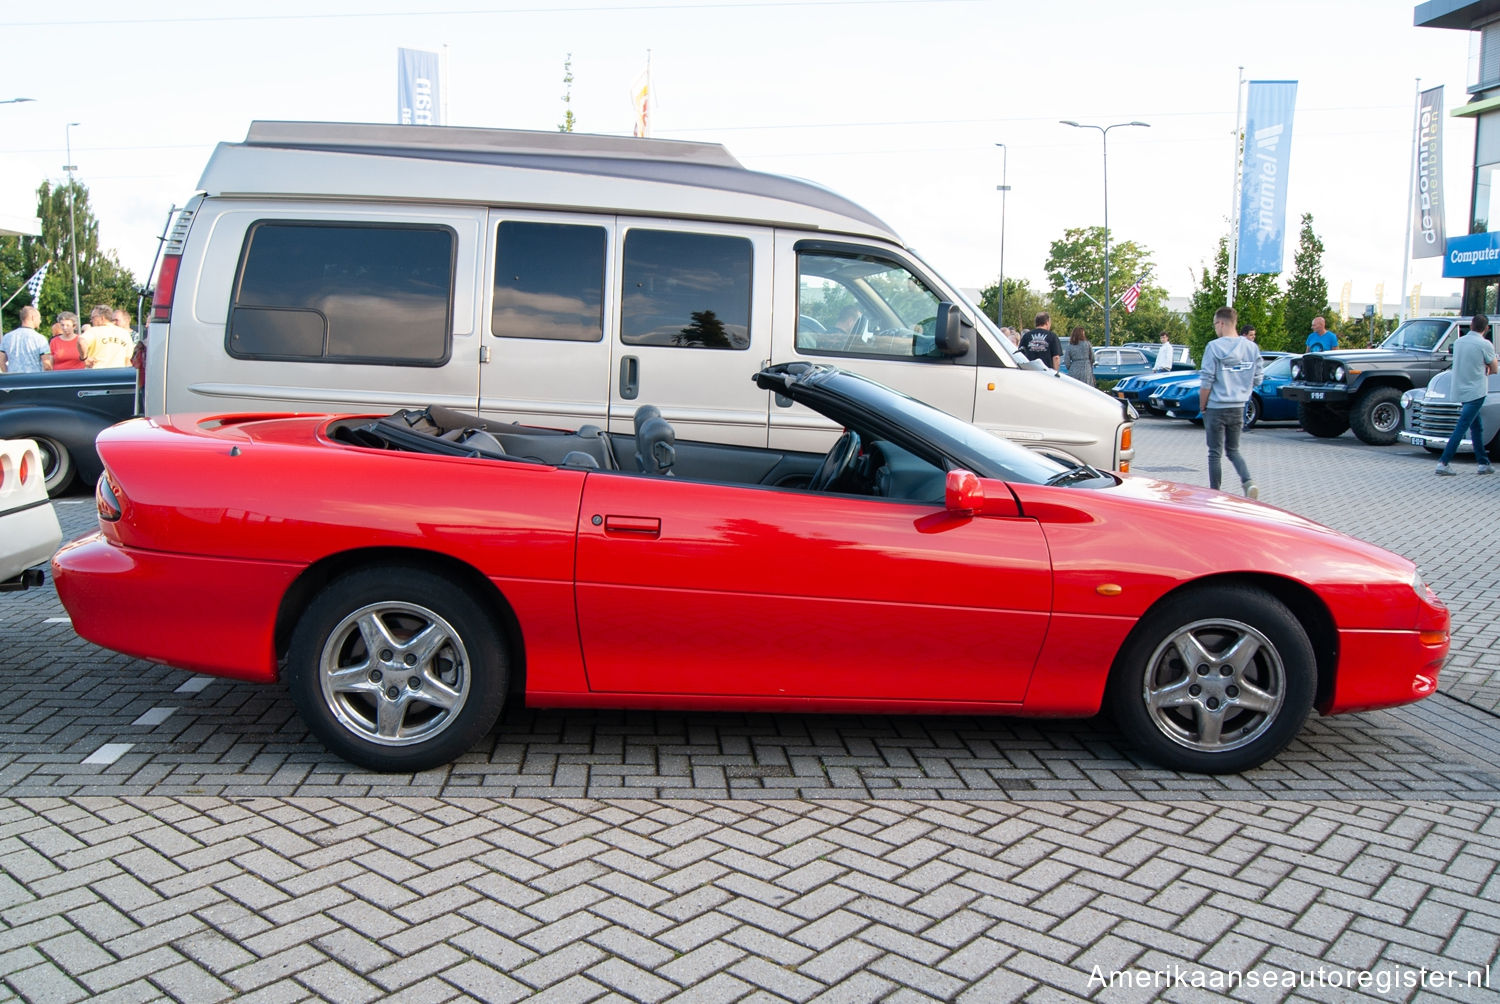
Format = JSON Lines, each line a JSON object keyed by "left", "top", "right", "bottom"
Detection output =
{"left": 620, "top": 355, "right": 639, "bottom": 400}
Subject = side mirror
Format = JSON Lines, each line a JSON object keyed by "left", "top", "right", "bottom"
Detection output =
{"left": 935, "top": 302, "right": 973, "bottom": 357}
{"left": 945, "top": 469, "right": 983, "bottom": 514}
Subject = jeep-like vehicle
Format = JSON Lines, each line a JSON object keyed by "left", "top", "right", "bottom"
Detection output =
{"left": 1279, "top": 316, "right": 1467, "bottom": 445}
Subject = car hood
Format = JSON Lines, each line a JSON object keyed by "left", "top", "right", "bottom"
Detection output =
{"left": 1304, "top": 348, "right": 1433, "bottom": 365}
{"left": 1420, "top": 368, "right": 1500, "bottom": 401}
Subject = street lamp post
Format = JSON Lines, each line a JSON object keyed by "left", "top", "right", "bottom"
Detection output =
{"left": 994, "top": 142, "right": 1010, "bottom": 329}
{"left": 1060, "top": 119, "right": 1149, "bottom": 346}
{"left": 64, "top": 122, "right": 81, "bottom": 322}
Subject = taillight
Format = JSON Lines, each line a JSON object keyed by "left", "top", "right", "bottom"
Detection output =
{"left": 18, "top": 451, "right": 30, "bottom": 485}
{"left": 96, "top": 474, "right": 122, "bottom": 522}
{"left": 152, "top": 254, "right": 181, "bottom": 323}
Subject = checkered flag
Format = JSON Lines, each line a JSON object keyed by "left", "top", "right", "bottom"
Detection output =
{"left": 23, "top": 261, "right": 50, "bottom": 303}
{"left": 1063, "top": 275, "right": 1083, "bottom": 297}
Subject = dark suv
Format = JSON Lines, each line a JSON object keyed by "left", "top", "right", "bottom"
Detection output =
{"left": 1279, "top": 317, "right": 1467, "bottom": 445}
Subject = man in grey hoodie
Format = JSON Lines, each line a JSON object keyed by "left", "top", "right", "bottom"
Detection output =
{"left": 1198, "top": 306, "right": 1264, "bottom": 498}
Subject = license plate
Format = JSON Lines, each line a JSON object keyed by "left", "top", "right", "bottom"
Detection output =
{"left": 1310, "top": 391, "right": 1324, "bottom": 400}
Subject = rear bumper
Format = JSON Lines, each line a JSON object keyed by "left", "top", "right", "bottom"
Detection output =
{"left": 51, "top": 534, "right": 302, "bottom": 683}
{"left": 0, "top": 500, "right": 63, "bottom": 583}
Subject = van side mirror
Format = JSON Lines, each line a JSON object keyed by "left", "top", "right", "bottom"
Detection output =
{"left": 935, "top": 302, "right": 972, "bottom": 357}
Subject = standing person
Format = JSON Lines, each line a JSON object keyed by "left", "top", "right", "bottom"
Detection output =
{"left": 114, "top": 309, "right": 135, "bottom": 340}
{"left": 1020, "top": 312, "right": 1061, "bottom": 370}
{"left": 1153, "top": 331, "right": 1175, "bottom": 371}
{"left": 1198, "top": 306, "right": 1265, "bottom": 498}
{"left": 49, "top": 316, "right": 88, "bottom": 370}
{"left": 1240, "top": 324, "right": 1258, "bottom": 344}
{"left": 83, "top": 305, "right": 134, "bottom": 369}
{"left": 1, "top": 306, "right": 54, "bottom": 373}
{"left": 1434, "top": 313, "right": 1498, "bottom": 476}
{"left": 1062, "top": 326, "right": 1095, "bottom": 385}
{"left": 1305, "top": 316, "right": 1337, "bottom": 353}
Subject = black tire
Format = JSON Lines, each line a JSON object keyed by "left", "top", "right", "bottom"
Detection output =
{"left": 1242, "top": 395, "right": 1261, "bottom": 430}
{"left": 31, "top": 435, "right": 75, "bottom": 496}
{"left": 1349, "top": 387, "right": 1404, "bottom": 446}
{"left": 285, "top": 565, "right": 507, "bottom": 772}
{"left": 1297, "top": 402, "right": 1349, "bottom": 439}
{"left": 1105, "top": 584, "right": 1315, "bottom": 773}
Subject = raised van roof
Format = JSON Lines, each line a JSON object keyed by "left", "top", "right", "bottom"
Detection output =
{"left": 195, "top": 121, "right": 901, "bottom": 242}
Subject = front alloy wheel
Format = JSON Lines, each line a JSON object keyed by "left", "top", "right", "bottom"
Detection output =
{"left": 1108, "top": 585, "right": 1314, "bottom": 773}
{"left": 286, "top": 565, "right": 507, "bottom": 771}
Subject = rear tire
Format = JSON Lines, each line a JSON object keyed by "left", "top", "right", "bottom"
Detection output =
{"left": 285, "top": 565, "right": 507, "bottom": 772}
{"left": 1106, "top": 585, "right": 1315, "bottom": 773}
{"left": 1297, "top": 402, "right": 1349, "bottom": 439}
{"left": 1349, "top": 387, "right": 1403, "bottom": 446}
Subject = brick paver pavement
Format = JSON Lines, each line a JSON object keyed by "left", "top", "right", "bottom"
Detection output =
{"left": 1, "top": 418, "right": 1496, "bottom": 1002}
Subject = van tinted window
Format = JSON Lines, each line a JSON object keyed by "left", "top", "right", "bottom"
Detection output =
{"left": 493, "top": 222, "right": 606, "bottom": 342}
{"left": 621, "top": 230, "right": 751, "bottom": 349}
{"left": 796, "top": 250, "right": 944, "bottom": 360}
{"left": 229, "top": 222, "right": 454, "bottom": 365}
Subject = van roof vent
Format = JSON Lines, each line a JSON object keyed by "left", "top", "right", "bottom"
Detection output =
{"left": 164, "top": 204, "right": 196, "bottom": 255}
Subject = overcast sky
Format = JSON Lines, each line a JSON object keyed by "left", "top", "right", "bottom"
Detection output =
{"left": 0, "top": 0, "right": 1477, "bottom": 312}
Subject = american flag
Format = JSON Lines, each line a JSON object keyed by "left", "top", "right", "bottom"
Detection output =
{"left": 1063, "top": 275, "right": 1083, "bottom": 297}
{"left": 1121, "top": 279, "right": 1142, "bottom": 314}
{"left": 23, "top": 261, "right": 49, "bottom": 303}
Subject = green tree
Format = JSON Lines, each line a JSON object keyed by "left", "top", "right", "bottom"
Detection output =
{"left": 977, "top": 276, "right": 1047, "bottom": 332}
{"left": 559, "top": 54, "right": 576, "bottom": 133}
{"left": 1043, "top": 226, "right": 1175, "bottom": 345}
{"left": 1282, "top": 213, "right": 1329, "bottom": 350}
{"left": 2, "top": 179, "right": 146, "bottom": 331}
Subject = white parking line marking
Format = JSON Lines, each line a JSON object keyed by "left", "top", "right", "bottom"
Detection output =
{"left": 82, "top": 743, "right": 134, "bottom": 765}
{"left": 132, "top": 707, "right": 176, "bottom": 727}
{"left": 174, "top": 677, "right": 213, "bottom": 694}
{"left": 44, "top": 617, "right": 70, "bottom": 623}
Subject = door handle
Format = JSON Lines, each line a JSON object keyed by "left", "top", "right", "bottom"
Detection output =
{"left": 619, "top": 355, "right": 639, "bottom": 400}
{"left": 603, "top": 514, "right": 660, "bottom": 537}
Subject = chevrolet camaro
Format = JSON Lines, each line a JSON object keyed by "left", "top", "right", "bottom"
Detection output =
{"left": 52, "top": 364, "right": 1448, "bottom": 774}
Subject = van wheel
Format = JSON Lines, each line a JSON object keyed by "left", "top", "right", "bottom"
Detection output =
{"left": 1297, "top": 402, "right": 1349, "bottom": 439}
{"left": 31, "top": 436, "right": 75, "bottom": 495}
{"left": 1349, "top": 387, "right": 1403, "bottom": 445}
{"left": 1106, "top": 585, "right": 1314, "bottom": 773}
{"left": 285, "top": 565, "right": 507, "bottom": 772}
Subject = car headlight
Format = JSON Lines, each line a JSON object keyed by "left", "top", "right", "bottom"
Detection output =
{"left": 1401, "top": 390, "right": 1414, "bottom": 409}
{"left": 1291, "top": 362, "right": 1301, "bottom": 378}
{"left": 1333, "top": 365, "right": 1346, "bottom": 381}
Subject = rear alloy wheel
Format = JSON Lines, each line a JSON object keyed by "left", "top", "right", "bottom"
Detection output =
{"left": 285, "top": 565, "right": 507, "bottom": 772}
{"left": 30, "top": 435, "right": 75, "bottom": 495}
{"left": 1349, "top": 387, "right": 1403, "bottom": 446}
{"left": 1242, "top": 395, "right": 1262, "bottom": 430}
{"left": 1297, "top": 402, "right": 1349, "bottom": 439}
{"left": 1107, "top": 585, "right": 1314, "bottom": 773}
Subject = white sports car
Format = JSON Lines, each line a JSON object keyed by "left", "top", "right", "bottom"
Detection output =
{"left": 0, "top": 439, "right": 63, "bottom": 590}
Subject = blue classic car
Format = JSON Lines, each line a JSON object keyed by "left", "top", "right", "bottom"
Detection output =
{"left": 1149, "top": 353, "right": 1294, "bottom": 428}
{"left": 1112, "top": 368, "right": 1200, "bottom": 413}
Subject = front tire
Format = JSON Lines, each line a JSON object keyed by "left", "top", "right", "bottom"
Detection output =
{"left": 285, "top": 565, "right": 507, "bottom": 772}
{"left": 1242, "top": 395, "right": 1261, "bottom": 430}
{"left": 1297, "top": 402, "right": 1350, "bottom": 439}
{"left": 1349, "top": 387, "right": 1403, "bottom": 445}
{"left": 31, "top": 435, "right": 75, "bottom": 495}
{"left": 1106, "top": 585, "right": 1315, "bottom": 773}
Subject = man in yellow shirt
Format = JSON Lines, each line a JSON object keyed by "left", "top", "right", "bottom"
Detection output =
{"left": 83, "top": 305, "right": 135, "bottom": 369}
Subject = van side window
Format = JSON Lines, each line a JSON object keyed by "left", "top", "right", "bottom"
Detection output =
{"left": 493, "top": 222, "right": 606, "bottom": 342}
{"left": 620, "top": 230, "right": 751, "bottom": 349}
{"left": 229, "top": 222, "right": 454, "bottom": 365}
{"left": 797, "top": 251, "right": 944, "bottom": 360}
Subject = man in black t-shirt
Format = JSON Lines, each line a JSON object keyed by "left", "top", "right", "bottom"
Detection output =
{"left": 1019, "top": 312, "right": 1062, "bottom": 369}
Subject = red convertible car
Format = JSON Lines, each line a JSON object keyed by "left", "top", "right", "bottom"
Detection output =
{"left": 53, "top": 364, "right": 1448, "bottom": 774}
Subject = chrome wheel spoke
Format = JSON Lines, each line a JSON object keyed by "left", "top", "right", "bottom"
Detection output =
{"left": 1232, "top": 679, "right": 1279, "bottom": 713}
{"left": 326, "top": 662, "right": 379, "bottom": 695}
{"left": 405, "top": 622, "right": 452, "bottom": 668}
{"left": 356, "top": 611, "right": 401, "bottom": 658}
{"left": 1194, "top": 705, "right": 1225, "bottom": 745}
{"left": 1220, "top": 633, "right": 1262, "bottom": 675}
{"left": 1148, "top": 674, "right": 1196, "bottom": 710}
{"left": 417, "top": 674, "right": 464, "bottom": 711}
{"left": 375, "top": 694, "right": 409, "bottom": 740}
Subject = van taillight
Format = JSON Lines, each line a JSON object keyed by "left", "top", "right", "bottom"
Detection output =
{"left": 152, "top": 254, "right": 181, "bottom": 323}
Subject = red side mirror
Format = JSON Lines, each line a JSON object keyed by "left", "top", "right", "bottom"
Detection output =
{"left": 945, "top": 469, "right": 983, "bottom": 514}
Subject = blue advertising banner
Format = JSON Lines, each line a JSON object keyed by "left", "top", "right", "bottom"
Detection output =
{"left": 1412, "top": 86, "right": 1446, "bottom": 259}
{"left": 1442, "top": 231, "right": 1500, "bottom": 278}
{"left": 397, "top": 48, "right": 442, "bottom": 126}
{"left": 1237, "top": 80, "right": 1298, "bottom": 275}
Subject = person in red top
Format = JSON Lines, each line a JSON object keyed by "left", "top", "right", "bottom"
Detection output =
{"left": 49, "top": 311, "right": 88, "bottom": 370}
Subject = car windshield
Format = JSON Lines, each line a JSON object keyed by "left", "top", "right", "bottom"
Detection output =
{"left": 1381, "top": 320, "right": 1449, "bottom": 352}
{"left": 1264, "top": 356, "right": 1292, "bottom": 379}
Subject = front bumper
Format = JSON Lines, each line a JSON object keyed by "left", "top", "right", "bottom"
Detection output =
{"left": 1398, "top": 430, "right": 1460, "bottom": 450}
{"left": 1281, "top": 381, "right": 1351, "bottom": 405}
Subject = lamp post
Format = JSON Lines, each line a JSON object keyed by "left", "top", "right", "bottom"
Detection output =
{"left": 994, "top": 142, "right": 1010, "bottom": 330}
{"left": 1060, "top": 119, "right": 1149, "bottom": 346}
{"left": 64, "top": 122, "right": 80, "bottom": 322}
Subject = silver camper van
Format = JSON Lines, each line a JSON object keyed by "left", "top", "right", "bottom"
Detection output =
{"left": 142, "top": 122, "right": 1135, "bottom": 468}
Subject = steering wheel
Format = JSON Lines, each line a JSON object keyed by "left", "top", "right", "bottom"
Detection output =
{"left": 809, "top": 429, "right": 861, "bottom": 492}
